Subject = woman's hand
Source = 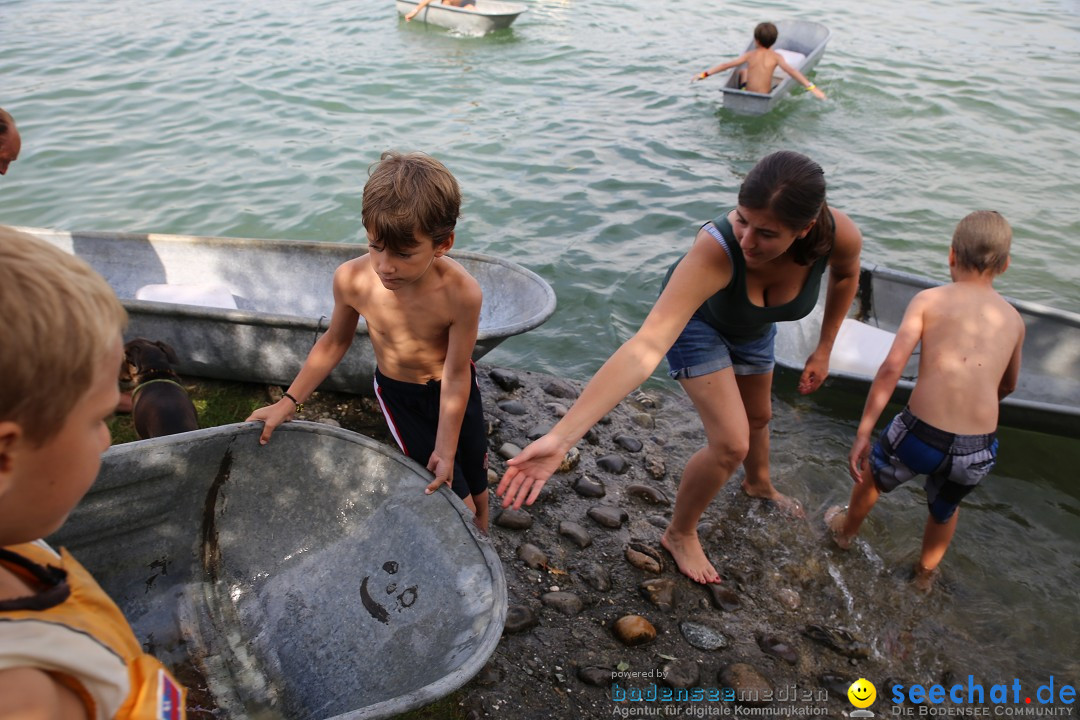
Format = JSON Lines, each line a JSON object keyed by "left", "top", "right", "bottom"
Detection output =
{"left": 798, "top": 346, "right": 830, "bottom": 394}
{"left": 496, "top": 434, "right": 570, "bottom": 510}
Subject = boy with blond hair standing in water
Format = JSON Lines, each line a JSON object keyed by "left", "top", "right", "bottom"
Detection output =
{"left": 827, "top": 211, "right": 1025, "bottom": 591}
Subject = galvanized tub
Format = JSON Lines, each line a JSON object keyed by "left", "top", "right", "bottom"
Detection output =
{"left": 50, "top": 422, "right": 508, "bottom": 719}
{"left": 396, "top": 0, "right": 527, "bottom": 34}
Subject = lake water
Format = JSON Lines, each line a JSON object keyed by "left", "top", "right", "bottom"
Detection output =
{"left": 4, "top": 0, "right": 1078, "bottom": 700}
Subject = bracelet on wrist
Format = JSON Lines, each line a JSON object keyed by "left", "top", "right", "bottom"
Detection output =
{"left": 700, "top": 71, "right": 708, "bottom": 79}
{"left": 283, "top": 392, "right": 304, "bottom": 413}
{"left": 806, "top": 83, "right": 816, "bottom": 90}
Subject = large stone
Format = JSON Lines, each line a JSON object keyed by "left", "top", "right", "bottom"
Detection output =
{"left": 558, "top": 446, "right": 581, "bottom": 473}
{"left": 588, "top": 506, "right": 628, "bottom": 529}
{"left": 516, "top": 543, "right": 548, "bottom": 570}
{"left": 639, "top": 578, "right": 676, "bottom": 610}
{"left": 626, "top": 484, "right": 670, "bottom": 506}
{"left": 625, "top": 543, "right": 663, "bottom": 574}
{"left": 680, "top": 621, "right": 728, "bottom": 651}
{"left": 494, "top": 508, "right": 533, "bottom": 530}
{"left": 573, "top": 475, "right": 606, "bottom": 498}
{"left": 543, "top": 379, "right": 578, "bottom": 399}
{"left": 614, "top": 434, "right": 643, "bottom": 453}
{"left": 706, "top": 583, "right": 742, "bottom": 612}
{"left": 596, "top": 454, "right": 628, "bottom": 474}
{"left": 718, "top": 664, "right": 772, "bottom": 706}
{"left": 489, "top": 368, "right": 522, "bottom": 391}
{"left": 497, "top": 399, "right": 528, "bottom": 416}
{"left": 559, "top": 521, "right": 592, "bottom": 549}
{"left": 497, "top": 442, "right": 523, "bottom": 460}
{"left": 503, "top": 605, "right": 538, "bottom": 634}
{"left": 541, "top": 591, "right": 583, "bottom": 616}
{"left": 575, "top": 562, "right": 612, "bottom": 592}
{"left": 613, "top": 615, "right": 656, "bottom": 646}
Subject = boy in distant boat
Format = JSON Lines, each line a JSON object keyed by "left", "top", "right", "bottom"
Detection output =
{"left": 405, "top": 0, "right": 476, "bottom": 22}
{"left": 826, "top": 211, "right": 1024, "bottom": 592}
{"left": 247, "top": 151, "right": 490, "bottom": 531}
{"left": 693, "top": 21, "right": 826, "bottom": 99}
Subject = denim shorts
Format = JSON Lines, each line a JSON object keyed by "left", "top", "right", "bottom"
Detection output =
{"left": 666, "top": 313, "right": 776, "bottom": 379}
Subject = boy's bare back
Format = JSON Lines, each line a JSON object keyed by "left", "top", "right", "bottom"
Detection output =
{"left": 337, "top": 252, "right": 481, "bottom": 384}
{"left": 742, "top": 47, "right": 786, "bottom": 94}
{"left": 904, "top": 282, "right": 1024, "bottom": 434}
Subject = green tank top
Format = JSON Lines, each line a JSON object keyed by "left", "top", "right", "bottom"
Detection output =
{"left": 662, "top": 214, "right": 831, "bottom": 343}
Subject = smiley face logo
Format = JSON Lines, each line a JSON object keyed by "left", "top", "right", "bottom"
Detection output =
{"left": 848, "top": 678, "right": 877, "bottom": 708}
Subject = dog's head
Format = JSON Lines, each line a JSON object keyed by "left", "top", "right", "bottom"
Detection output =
{"left": 122, "top": 338, "right": 180, "bottom": 387}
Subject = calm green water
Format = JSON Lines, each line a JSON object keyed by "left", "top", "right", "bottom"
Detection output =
{"left": 4, "top": 0, "right": 1078, "bottom": 695}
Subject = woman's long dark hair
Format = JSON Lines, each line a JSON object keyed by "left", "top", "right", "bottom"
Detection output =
{"left": 738, "top": 151, "right": 834, "bottom": 265}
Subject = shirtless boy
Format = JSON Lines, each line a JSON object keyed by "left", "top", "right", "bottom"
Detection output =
{"left": 405, "top": 0, "right": 476, "bottom": 22}
{"left": 693, "top": 22, "right": 826, "bottom": 99}
{"left": 247, "top": 151, "right": 489, "bottom": 530}
{"left": 826, "top": 211, "right": 1024, "bottom": 591}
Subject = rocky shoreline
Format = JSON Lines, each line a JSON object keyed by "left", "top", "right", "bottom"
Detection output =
{"left": 300, "top": 364, "right": 919, "bottom": 719}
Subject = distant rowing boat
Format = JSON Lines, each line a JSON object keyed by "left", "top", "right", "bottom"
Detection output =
{"left": 775, "top": 262, "right": 1080, "bottom": 438}
{"left": 396, "top": 0, "right": 527, "bottom": 34}
{"left": 18, "top": 226, "right": 556, "bottom": 394}
{"left": 718, "top": 19, "right": 831, "bottom": 116}
{"left": 50, "top": 421, "right": 507, "bottom": 719}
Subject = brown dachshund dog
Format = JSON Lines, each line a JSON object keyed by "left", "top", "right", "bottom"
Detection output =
{"left": 120, "top": 339, "right": 199, "bottom": 439}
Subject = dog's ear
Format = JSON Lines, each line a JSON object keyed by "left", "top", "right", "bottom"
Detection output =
{"left": 154, "top": 341, "right": 179, "bottom": 364}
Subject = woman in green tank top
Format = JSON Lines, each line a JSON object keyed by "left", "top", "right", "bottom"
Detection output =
{"left": 498, "top": 151, "right": 863, "bottom": 584}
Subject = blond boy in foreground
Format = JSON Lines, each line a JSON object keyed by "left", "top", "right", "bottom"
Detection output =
{"left": 693, "top": 22, "right": 826, "bottom": 99}
{"left": 0, "top": 227, "right": 186, "bottom": 719}
{"left": 827, "top": 211, "right": 1024, "bottom": 592}
{"left": 247, "top": 151, "right": 489, "bottom": 530}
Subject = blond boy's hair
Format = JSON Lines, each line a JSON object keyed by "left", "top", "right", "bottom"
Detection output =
{"left": 361, "top": 151, "right": 461, "bottom": 254}
{"left": 0, "top": 226, "right": 127, "bottom": 446}
{"left": 952, "top": 210, "right": 1011, "bottom": 275}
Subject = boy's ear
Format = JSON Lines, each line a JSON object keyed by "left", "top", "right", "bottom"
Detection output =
{"left": 0, "top": 421, "right": 24, "bottom": 495}
{"left": 434, "top": 231, "right": 455, "bottom": 257}
{"left": 948, "top": 247, "right": 956, "bottom": 267}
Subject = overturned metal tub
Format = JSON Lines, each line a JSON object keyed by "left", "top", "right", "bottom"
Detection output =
{"left": 50, "top": 422, "right": 507, "bottom": 719}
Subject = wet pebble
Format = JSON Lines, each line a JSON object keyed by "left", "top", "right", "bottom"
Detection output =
{"left": 803, "top": 624, "right": 871, "bottom": 659}
{"left": 577, "top": 666, "right": 614, "bottom": 687}
{"left": 662, "top": 658, "right": 700, "bottom": 689}
{"left": 527, "top": 423, "right": 552, "bottom": 440}
{"left": 644, "top": 453, "right": 666, "bottom": 479}
{"left": 613, "top": 615, "right": 656, "bottom": 646}
{"left": 777, "top": 588, "right": 801, "bottom": 610}
{"left": 543, "top": 379, "right": 578, "bottom": 399}
{"left": 680, "top": 621, "right": 728, "bottom": 651}
{"left": 625, "top": 542, "right": 664, "bottom": 574}
{"left": 497, "top": 399, "right": 528, "bottom": 416}
{"left": 718, "top": 663, "right": 772, "bottom": 706}
{"left": 819, "top": 673, "right": 852, "bottom": 698}
{"left": 596, "top": 454, "right": 628, "bottom": 474}
{"left": 630, "top": 390, "right": 658, "bottom": 409}
{"left": 558, "top": 446, "right": 581, "bottom": 473}
{"left": 497, "top": 442, "right": 523, "bottom": 460}
{"left": 706, "top": 584, "right": 742, "bottom": 612}
{"left": 489, "top": 368, "right": 522, "bottom": 391}
{"left": 647, "top": 515, "right": 669, "bottom": 530}
{"left": 639, "top": 578, "right": 677, "bottom": 610}
{"left": 516, "top": 543, "right": 548, "bottom": 570}
{"left": 544, "top": 402, "right": 568, "bottom": 417}
{"left": 587, "top": 506, "right": 628, "bottom": 529}
{"left": 541, "top": 591, "right": 583, "bottom": 616}
{"left": 559, "top": 521, "right": 592, "bottom": 549}
{"left": 626, "top": 484, "right": 670, "bottom": 506}
{"left": 756, "top": 633, "right": 799, "bottom": 665}
{"left": 494, "top": 508, "right": 533, "bottom": 530}
{"left": 575, "top": 562, "right": 612, "bottom": 592}
{"left": 573, "top": 475, "right": 606, "bottom": 498}
{"left": 632, "top": 413, "right": 655, "bottom": 429}
{"left": 503, "top": 605, "right": 538, "bottom": 634}
{"left": 614, "top": 434, "right": 643, "bottom": 453}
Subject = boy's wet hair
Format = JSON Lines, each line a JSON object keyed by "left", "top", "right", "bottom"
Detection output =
{"left": 754, "top": 22, "right": 778, "bottom": 48}
{"left": 0, "top": 226, "right": 127, "bottom": 447}
{"left": 738, "top": 150, "right": 833, "bottom": 266}
{"left": 952, "top": 210, "right": 1011, "bottom": 274}
{"left": 361, "top": 151, "right": 461, "bottom": 253}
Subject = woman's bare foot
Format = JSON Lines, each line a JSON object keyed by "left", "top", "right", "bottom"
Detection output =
{"left": 825, "top": 505, "right": 852, "bottom": 550}
{"left": 660, "top": 529, "right": 721, "bottom": 584}
{"left": 742, "top": 482, "right": 805, "bottom": 518}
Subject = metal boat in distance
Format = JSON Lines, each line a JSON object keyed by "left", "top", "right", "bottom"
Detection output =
{"left": 49, "top": 422, "right": 508, "bottom": 719}
{"left": 19, "top": 226, "right": 556, "bottom": 394}
{"left": 396, "top": 0, "right": 527, "bottom": 34}
{"left": 719, "top": 19, "right": 831, "bottom": 116}
{"left": 774, "top": 261, "right": 1080, "bottom": 438}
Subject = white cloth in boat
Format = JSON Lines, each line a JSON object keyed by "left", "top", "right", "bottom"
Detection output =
{"left": 774, "top": 48, "right": 807, "bottom": 78}
{"left": 829, "top": 318, "right": 896, "bottom": 377}
{"left": 135, "top": 283, "right": 238, "bottom": 309}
